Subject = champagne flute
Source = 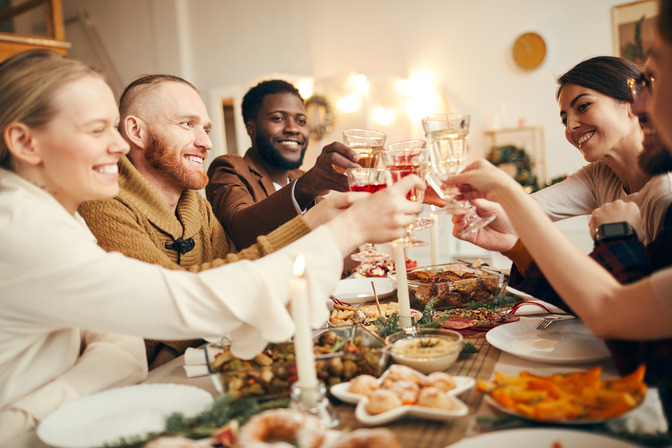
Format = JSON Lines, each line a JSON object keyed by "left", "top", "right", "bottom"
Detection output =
{"left": 382, "top": 140, "right": 431, "bottom": 247}
{"left": 343, "top": 129, "right": 386, "bottom": 168}
{"left": 422, "top": 113, "right": 495, "bottom": 236}
{"left": 346, "top": 167, "right": 390, "bottom": 263}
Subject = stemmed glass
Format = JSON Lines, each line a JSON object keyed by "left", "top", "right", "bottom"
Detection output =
{"left": 422, "top": 113, "right": 495, "bottom": 236}
{"left": 382, "top": 140, "right": 431, "bottom": 247}
{"left": 346, "top": 167, "right": 390, "bottom": 263}
{"left": 343, "top": 129, "right": 386, "bottom": 168}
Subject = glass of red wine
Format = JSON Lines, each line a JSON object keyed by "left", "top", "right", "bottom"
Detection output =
{"left": 382, "top": 140, "right": 431, "bottom": 247}
{"left": 346, "top": 167, "right": 390, "bottom": 262}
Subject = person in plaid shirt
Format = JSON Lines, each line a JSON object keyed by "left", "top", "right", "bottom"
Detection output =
{"left": 447, "top": 3, "right": 672, "bottom": 390}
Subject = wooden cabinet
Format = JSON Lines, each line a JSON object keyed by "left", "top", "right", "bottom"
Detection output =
{"left": 0, "top": 0, "right": 70, "bottom": 62}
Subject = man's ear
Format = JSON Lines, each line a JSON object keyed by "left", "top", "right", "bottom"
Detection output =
{"left": 245, "top": 121, "right": 256, "bottom": 140}
{"left": 4, "top": 122, "right": 42, "bottom": 165}
{"left": 123, "top": 115, "right": 148, "bottom": 149}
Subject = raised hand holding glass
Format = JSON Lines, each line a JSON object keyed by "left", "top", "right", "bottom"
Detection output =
{"left": 346, "top": 168, "right": 390, "bottom": 263}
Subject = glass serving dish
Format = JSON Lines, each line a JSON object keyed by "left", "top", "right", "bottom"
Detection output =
{"left": 204, "top": 324, "right": 389, "bottom": 399}
{"left": 389, "top": 262, "right": 504, "bottom": 309}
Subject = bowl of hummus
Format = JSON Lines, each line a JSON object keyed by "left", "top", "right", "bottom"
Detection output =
{"left": 385, "top": 328, "right": 463, "bottom": 374}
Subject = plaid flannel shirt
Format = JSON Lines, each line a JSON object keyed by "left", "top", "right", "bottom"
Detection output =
{"left": 509, "top": 205, "right": 672, "bottom": 386}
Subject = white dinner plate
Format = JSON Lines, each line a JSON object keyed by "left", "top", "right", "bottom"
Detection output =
{"left": 505, "top": 285, "right": 535, "bottom": 300}
{"left": 331, "top": 278, "right": 395, "bottom": 304}
{"left": 505, "top": 286, "right": 566, "bottom": 315}
{"left": 37, "top": 384, "right": 213, "bottom": 448}
{"left": 445, "top": 428, "right": 643, "bottom": 447}
{"left": 486, "top": 317, "right": 610, "bottom": 364}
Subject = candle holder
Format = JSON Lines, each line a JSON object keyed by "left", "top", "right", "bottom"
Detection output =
{"left": 289, "top": 381, "right": 340, "bottom": 428}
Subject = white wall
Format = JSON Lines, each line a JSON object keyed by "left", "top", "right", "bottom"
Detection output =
{"left": 62, "top": 0, "right": 624, "bottom": 258}
{"left": 63, "top": 0, "right": 627, "bottom": 179}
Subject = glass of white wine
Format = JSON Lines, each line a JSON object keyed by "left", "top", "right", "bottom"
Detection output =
{"left": 422, "top": 113, "right": 495, "bottom": 236}
{"left": 382, "top": 140, "right": 431, "bottom": 247}
{"left": 343, "top": 129, "right": 386, "bottom": 168}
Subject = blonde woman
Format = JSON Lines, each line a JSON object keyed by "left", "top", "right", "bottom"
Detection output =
{"left": 0, "top": 49, "right": 424, "bottom": 442}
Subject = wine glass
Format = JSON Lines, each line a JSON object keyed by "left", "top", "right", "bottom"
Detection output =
{"left": 382, "top": 140, "right": 431, "bottom": 247}
{"left": 383, "top": 139, "right": 434, "bottom": 231}
{"left": 346, "top": 167, "right": 390, "bottom": 263}
{"left": 422, "top": 113, "right": 495, "bottom": 237}
{"left": 343, "top": 129, "right": 386, "bottom": 168}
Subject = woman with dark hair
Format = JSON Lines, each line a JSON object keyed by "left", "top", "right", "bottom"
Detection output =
{"left": 445, "top": 3, "right": 672, "bottom": 387}
{"left": 531, "top": 56, "right": 672, "bottom": 244}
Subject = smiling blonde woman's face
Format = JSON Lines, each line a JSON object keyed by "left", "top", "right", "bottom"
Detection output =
{"left": 30, "top": 75, "right": 129, "bottom": 214}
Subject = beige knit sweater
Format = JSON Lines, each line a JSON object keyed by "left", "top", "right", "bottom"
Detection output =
{"left": 79, "top": 156, "right": 311, "bottom": 363}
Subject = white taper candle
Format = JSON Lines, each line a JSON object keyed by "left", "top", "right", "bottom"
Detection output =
{"left": 289, "top": 255, "right": 318, "bottom": 389}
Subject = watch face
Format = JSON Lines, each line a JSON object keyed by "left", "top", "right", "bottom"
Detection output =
{"left": 601, "top": 222, "right": 628, "bottom": 237}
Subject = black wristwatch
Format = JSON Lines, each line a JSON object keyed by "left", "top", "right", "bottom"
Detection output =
{"left": 594, "top": 222, "right": 638, "bottom": 243}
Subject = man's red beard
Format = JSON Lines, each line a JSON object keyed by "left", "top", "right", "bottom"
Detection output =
{"left": 144, "top": 129, "right": 208, "bottom": 191}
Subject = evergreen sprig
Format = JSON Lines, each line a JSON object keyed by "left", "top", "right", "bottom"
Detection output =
{"left": 458, "top": 341, "right": 479, "bottom": 361}
{"left": 103, "top": 395, "right": 289, "bottom": 448}
{"left": 460, "top": 293, "right": 518, "bottom": 312}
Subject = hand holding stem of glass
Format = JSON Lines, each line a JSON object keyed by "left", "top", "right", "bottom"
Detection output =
{"left": 382, "top": 140, "right": 430, "bottom": 247}
{"left": 343, "top": 129, "right": 386, "bottom": 168}
{"left": 346, "top": 168, "right": 390, "bottom": 263}
{"left": 422, "top": 113, "right": 496, "bottom": 236}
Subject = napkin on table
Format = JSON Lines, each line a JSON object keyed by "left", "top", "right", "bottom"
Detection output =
{"left": 183, "top": 346, "right": 223, "bottom": 378}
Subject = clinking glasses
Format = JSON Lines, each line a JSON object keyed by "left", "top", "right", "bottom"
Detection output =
{"left": 628, "top": 73, "right": 655, "bottom": 101}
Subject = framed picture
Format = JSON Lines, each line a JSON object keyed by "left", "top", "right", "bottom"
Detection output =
{"left": 483, "top": 126, "right": 547, "bottom": 193}
{"left": 612, "top": 0, "right": 659, "bottom": 66}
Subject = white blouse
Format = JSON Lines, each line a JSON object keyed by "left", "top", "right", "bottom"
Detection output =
{"left": 0, "top": 168, "right": 342, "bottom": 441}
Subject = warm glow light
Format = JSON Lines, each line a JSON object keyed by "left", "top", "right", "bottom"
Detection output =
{"left": 397, "top": 71, "right": 443, "bottom": 120}
{"left": 337, "top": 94, "right": 361, "bottom": 113}
{"left": 296, "top": 79, "right": 314, "bottom": 100}
{"left": 372, "top": 106, "right": 396, "bottom": 125}
{"left": 351, "top": 73, "right": 369, "bottom": 95}
{"left": 293, "top": 255, "right": 306, "bottom": 277}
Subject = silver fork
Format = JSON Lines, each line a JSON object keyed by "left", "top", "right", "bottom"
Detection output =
{"left": 536, "top": 315, "right": 576, "bottom": 330}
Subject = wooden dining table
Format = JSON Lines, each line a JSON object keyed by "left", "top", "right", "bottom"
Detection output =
{"left": 25, "top": 316, "right": 667, "bottom": 448}
{"left": 141, "top": 320, "right": 669, "bottom": 448}
{"left": 143, "top": 332, "right": 506, "bottom": 447}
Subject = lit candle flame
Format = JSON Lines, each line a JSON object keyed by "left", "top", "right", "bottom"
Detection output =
{"left": 293, "top": 255, "right": 306, "bottom": 277}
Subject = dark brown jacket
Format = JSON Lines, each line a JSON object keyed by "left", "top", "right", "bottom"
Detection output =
{"left": 206, "top": 149, "right": 304, "bottom": 250}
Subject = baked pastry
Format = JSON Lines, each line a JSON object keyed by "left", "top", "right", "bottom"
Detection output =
{"left": 328, "top": 428, "right": 401, "bottom": 448}
{"left": 235, "top": 408, "right": 325, "bottom": 448}
{"left": 387, "top": 379, "right": 419, "bottom": 405}
{"left": 416, "top": 386, "right": 455, "bottom": 410}
{"left": 383, "top": 364, "right": 421, "bottom": 387}
{"left": 366, "top": 389, "right": 403, "bottom": 414}
{"left": 423, "top": 371, "right": 457, "bottom": 392}
{"left": 348, "top": 374, "right": 381, "bottom": 397}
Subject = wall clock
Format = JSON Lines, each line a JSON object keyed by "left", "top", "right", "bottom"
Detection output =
{"left": 512, "top": 32, "right": 547, "bottom": 71}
